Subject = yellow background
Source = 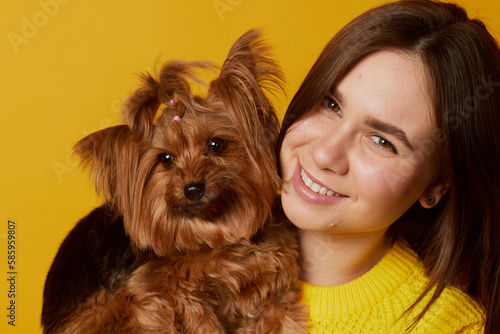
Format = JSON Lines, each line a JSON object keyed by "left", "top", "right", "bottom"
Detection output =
{"left": 1, "top": 0, "right": 499, "bottom": 332}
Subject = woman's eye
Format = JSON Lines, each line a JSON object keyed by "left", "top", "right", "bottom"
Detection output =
{"left": 324, "top": 97, "right": 342, "bottom": 116}
{"left": 371, "top": 135, "right": 398, "bottom": 154}
{"left": 208, "top": 137, "right": 226, "bottom": 153}
{"left": 160, "top": 153, "right": 175, "bottom": 167}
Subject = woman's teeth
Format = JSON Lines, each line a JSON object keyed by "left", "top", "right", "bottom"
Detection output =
{"left": 301, "top": 168, "right": 345, "bottom": 197}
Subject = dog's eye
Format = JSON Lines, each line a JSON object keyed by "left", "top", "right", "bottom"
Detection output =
{"left": 160, "top": 153, "right": 175, "bottom": 168}
{"left": 208, "top": 138, "right": 226, "bottom": 153}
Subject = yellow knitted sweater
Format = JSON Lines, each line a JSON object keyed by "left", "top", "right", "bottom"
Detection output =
{"left": 301, "top": 241, "right": 485, "bottom": 333}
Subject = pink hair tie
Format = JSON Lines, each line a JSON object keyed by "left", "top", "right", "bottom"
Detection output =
{"left": 169, "top": 98, "right": 178, "bottom": 106}
{"left": 173, "top": 115, "right": 181, "bottom": 122}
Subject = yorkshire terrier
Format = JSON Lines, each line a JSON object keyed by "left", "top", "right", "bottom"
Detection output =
{"left": 42, "top": 29, "right": 308, "bottom": 333}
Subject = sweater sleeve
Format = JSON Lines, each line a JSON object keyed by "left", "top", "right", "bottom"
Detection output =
{"left": 456, "top": 322, "right": 484, "bottom": 334}
{"left": 415, "top": 285, "right": 485, "bottom": 334}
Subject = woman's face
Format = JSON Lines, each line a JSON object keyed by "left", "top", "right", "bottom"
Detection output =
{"left": 280, "top": 51, "right": 442, "bottom": 235}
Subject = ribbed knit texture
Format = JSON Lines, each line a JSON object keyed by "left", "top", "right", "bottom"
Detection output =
{"left": 301, "top": 241, "right": 485, "bottom": 333}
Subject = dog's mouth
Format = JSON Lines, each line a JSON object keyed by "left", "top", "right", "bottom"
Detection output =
{"left": 176, "top": 202, "right": 217, "bottom": 219}
{"left": 172, "top": 189, "right": 237, "bottom": 221}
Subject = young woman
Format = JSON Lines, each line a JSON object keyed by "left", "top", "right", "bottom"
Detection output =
{"left": 277, "top": 0, "right": 499, "bottom": 333}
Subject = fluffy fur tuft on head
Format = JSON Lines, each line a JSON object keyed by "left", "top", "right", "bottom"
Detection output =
{"left": 74, "top": 29, "right": 285, "bottom": 256}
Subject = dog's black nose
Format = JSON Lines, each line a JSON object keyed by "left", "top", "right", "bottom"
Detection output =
{"left": 184, "top": 182, "right": 206, "bottom": 201}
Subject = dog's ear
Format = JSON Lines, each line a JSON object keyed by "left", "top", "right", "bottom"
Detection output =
{"left": 74, "top": 125, "right": 137, "bottom": 215}
{"left": 209, "top": 29, "right": 285, "bottom": 150}
{"left": 208, "top": 29, "right": 285, "bottom": 189}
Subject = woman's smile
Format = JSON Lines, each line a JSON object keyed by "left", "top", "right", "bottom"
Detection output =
{"left": 301, "top": 168, "right": 346, "bottom": 197}
{"left": 292, "top": 162, "right": 348, "bottom": 206}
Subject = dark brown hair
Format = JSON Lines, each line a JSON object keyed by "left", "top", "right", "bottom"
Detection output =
{"left": 277, "top": 0, "right": 500, "bottom": 332}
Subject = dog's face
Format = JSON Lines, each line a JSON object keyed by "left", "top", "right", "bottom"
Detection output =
{"left": 75, "top": 30, "right": 284, "bottom": 255}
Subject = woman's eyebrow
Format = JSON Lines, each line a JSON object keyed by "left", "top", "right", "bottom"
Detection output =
{"left": 332, "top": 87, "right": 415, "bottom": 151}
{"left": 330, "top": 88, "right": 345, "bottom": 105}
{"left": 364, "top": 117, "right": 415, "bottom": 151}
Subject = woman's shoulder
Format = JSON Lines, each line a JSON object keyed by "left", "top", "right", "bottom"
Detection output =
{"left": 421, "top": 282, "right": 485, "bottom": 330}
{"left": 397, "top": 241, "right": 485, "bottom": 333}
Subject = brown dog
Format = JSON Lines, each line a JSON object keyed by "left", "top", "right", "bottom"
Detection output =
{"left": 42, "top": 29, "right": 308, "bottom": 333}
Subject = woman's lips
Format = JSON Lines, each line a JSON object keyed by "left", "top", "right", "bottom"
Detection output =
{"left": 292, "top": 163, "right": 348, "bottom": 205}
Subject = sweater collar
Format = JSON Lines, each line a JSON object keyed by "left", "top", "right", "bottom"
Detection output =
{"left": 301, "top": 240, "right": 424, "bottom": 317}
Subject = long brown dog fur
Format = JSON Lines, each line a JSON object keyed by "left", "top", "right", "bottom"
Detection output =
{"left": 42, "top": 29, "right": 308, "bottom": 333}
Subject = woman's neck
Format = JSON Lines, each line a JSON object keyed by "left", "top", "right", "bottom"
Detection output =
{"left": 299, "top": 229, "right": 392, "bottom": 286}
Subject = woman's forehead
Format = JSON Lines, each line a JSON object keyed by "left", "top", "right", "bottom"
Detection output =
{"left": 335, "top": 51, "right": 436, "bottom": 145}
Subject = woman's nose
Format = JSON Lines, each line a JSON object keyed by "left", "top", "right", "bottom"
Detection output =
{"left": 310, "top": 129, "right": 349, "bottom": 175}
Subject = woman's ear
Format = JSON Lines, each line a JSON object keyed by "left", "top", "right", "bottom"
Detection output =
{"left": 419, "top": 181, "right": 449, "bottom": 209}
